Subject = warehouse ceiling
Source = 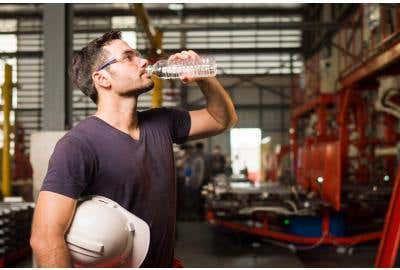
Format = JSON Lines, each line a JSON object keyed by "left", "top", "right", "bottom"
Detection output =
{"left": 0, "top": 3, "right": 356, "bottom": 58}
{"left": 0, "top": 3, "right": 307, "bottom": 71}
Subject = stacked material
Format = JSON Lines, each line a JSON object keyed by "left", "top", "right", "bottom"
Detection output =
{"left": 0, "top": 202, "right": 34, "bottom": 267}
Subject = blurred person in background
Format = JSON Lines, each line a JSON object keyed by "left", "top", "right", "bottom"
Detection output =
{"left": 211, "top": 145, "right": 226, "bottom": 176}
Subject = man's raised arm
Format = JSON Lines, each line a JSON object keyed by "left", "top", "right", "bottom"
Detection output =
{"left": 169, "top": 50, "right": 237, "bottom": 140}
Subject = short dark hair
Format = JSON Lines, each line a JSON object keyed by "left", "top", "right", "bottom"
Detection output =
{"left": 69, "top": 30, "right": 122, "bottom": 103}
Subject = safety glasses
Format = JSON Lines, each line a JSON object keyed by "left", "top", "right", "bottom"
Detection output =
{"left": 96, "top": 50, "right": 143, "bottom": 71}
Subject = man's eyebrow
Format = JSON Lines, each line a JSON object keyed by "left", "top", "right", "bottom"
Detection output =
{"left": 122, "top": 49, "right": 135, "bottom": 55}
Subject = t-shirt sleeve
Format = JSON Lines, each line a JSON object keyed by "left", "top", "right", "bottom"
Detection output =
{"left": 162, "top": 107, "right": 191, "bottom": 144}
{"left": 40, "top": 135, "right": 96, "bottom": 199}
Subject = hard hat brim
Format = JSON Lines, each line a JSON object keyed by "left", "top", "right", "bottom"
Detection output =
{"left": 117, "top": 200, "right": 151, "bottom": 267}
{"left": 89, "top": 196, "right": 150, "bottom": 267}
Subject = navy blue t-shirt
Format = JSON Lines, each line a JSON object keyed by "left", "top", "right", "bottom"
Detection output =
{"left": 41, "top": 107, "right": 191, "bottom": 267}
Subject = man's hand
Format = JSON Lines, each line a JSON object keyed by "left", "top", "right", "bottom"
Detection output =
{"left": 168, "top": 50, "right": 204, "bottom": 84}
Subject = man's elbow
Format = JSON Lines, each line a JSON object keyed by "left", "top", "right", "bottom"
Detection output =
{"left": 226, "top": 113, "right": 238, "bottom": 129}
{"left": 218, "top": 114, "right": 238, "bottom": 133}
{"left": 230, "top": 113, "right": 238, "bottom": 128}
{"left": 30, "top": 231, "right": 65, "bottom": 255}
{"left": 30, "top": 232, "right": 46, "bottom": 254}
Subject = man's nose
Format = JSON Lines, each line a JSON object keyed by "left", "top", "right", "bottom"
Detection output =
{"left": 138, "top": 57, "right": 149, "bottom": 68}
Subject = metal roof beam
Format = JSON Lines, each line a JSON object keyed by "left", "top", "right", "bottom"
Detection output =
{"left": 187, "top": 103, "right": 290, "bottom": 110}
{"left": 73, "top": 7, "right": 304, "bottom": 17}
{"left": 167, "top": 48, "right": 300, "bottom": 54}
{"left": 0, "top": 5, "right": 303, "bottom": 18}
{"left": 0, "top": 47, "right": 301, "bottom": 59}
{"left": 158, "top": 22, "right": 335, "bottom": 31}
{"left": 70, "top": 22, "right": 332, "bottom": 32}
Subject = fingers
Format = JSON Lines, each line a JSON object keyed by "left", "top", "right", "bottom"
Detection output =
{"left": 168, "top": 51, "right": 189, "bottom": 61}
{"left": 187, "top": 50, "right": 201, "bottom": 61}
{"left": 168, "top": 50, "right": 200, "bottom": 84}
{"left": 180, "top": 75, "right": 189, "bottom": 84}
{"left": 168, "top": 50, "right": 200, "bottom": 62}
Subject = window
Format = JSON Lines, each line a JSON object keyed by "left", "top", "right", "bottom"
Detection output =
{"left": 230, "top": 128, "right": 261, "bottom": 181}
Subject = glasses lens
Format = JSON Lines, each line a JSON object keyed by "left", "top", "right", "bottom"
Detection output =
{"left": 121, "top": 50, "right": 142, "bottom": 62}
{"left": 133, "top": 50, "right": 142, "bottom": 58}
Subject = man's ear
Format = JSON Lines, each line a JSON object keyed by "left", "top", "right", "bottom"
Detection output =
{"left": 92, "top": 71, "right": 111, "bottom": 89}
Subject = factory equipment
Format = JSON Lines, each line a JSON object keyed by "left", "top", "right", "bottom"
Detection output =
{"left": 203, "top": 172, "right": 381, "bottom": 246}
{"left": 204, "top": 5, "right": 400, "bottom": 265}
{"left": 0, "top": 201, "right": 34, "bottom": 267}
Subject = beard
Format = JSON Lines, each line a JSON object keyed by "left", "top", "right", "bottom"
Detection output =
{"left": 136, "top": 79, "right": 155, "bottom": 95}
{"left": 121, "top": 78, "right": 155, "bottom": 98}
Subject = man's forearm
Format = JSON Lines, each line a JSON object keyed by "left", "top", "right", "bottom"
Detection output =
{"left": 33, "top": 239, "right": 73, "bottom": 267}
{"left": 197, "top": 77, "right": 237, "bottom": 128}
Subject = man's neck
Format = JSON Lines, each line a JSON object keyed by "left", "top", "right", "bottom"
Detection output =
{"left": 94, "top": 95, "right": 140, "bottom": 134}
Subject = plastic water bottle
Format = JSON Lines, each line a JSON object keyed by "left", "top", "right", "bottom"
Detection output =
{"left": 146, "top": 55, "right": 217, "bottom": 79}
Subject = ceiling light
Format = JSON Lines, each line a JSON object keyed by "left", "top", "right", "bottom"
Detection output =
{"left": 168, "top": 4, "right": 184, "bottom": 11}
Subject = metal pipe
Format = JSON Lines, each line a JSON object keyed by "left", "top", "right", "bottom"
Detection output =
{"left": 132, "top": 4, "right": 158, "bottom": 50}
{"left": 208, "top": 213, "right": 381, "bottom": 245}
{"left": 2, "top": 64, "right": 12, "bottom": 197}
{"left": 341, "top": 40, "right": 400, "bottom": 88}
{"left": 375, "top": 146, "right": 399, "bottom": 156}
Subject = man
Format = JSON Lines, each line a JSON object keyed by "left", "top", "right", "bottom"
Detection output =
{"left": 211, "top": 145, "right": 226, "bottom": 176}
{"left": 181, "top": 143, "right": 204, "bottom": 220}
{"left": 29, "top": 30, "right": 237, "bottom": 267}
{"left": 194, "top": 142, "right": 210, "bottom": 184}
{"left": 192, "top": 142, "right": 208, "bottom": 219}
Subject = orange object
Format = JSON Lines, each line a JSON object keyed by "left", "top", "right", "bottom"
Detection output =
{"left": 208, "top": 214, "right": 381, "bottom": 245}
{"left": 173, "top": 258, "right": 184, "bottom": 268}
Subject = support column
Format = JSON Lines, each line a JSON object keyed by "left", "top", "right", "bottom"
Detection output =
{"left": 43, "top": 4, "right": 73, "bottom": 130}
{"left": 2, "top": 64, "right": 12, "bottom": 197}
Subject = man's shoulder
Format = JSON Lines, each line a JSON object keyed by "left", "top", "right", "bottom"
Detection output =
{"left": 139, "top": 107, "right": 173, "bottom": 124}
{"left": 70, "top": 116, "right": 104, "bottom": 135}
{"left": 140, "top": 107, "right": 187, "bottom": 117}
{"left": 139, "top": 107, "right": 168, "bottom": 118}
{"left": 58, "top": 117, "right": 99, "bottom": 148}
{"left": 141, "top": 107, "right": 189, "bottom": 125}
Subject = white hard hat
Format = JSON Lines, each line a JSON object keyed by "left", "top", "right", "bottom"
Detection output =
{"left": 65, "top": 195, "right": 150, "bottom": 267}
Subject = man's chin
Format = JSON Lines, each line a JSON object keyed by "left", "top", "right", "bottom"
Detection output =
{"left": 121, "top": 80, "right": 155, "bottom": 98}
{"left": 141, "top": 80, "right": 155, "bottom": 94}
{"left": 132, "top": 80, "right": 155, "bottom": 96}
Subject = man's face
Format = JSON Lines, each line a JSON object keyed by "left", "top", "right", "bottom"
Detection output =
{"left": 98, "top": 39, "right": 154, "bottom": 96}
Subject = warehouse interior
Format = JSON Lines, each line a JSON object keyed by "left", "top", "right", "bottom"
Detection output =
{"left": 0, "top": 2, "right": 400, "bottom": 268}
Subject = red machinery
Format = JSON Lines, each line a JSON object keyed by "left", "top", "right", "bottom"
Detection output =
{"left": 205, "top": 5, "right": 400, "bottom": 266}
{"left": 292, "top": 5, "right": 400, "bottom": 264}
{"left": 375, "top": 165, "right": 400, "bottom": 267}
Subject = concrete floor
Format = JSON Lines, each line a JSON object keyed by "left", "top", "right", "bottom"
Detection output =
{"left": 175, "top": 222, "right": 303, "bottom": 267}
{"left": 12, "top": 221, "right": 399, "bottom": 268}
{"left": 174, "top": 221, "right": 390, "bottom": 268}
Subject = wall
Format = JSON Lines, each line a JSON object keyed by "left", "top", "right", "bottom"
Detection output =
{"left": 186, "top": 74, "right": 293, "bottom": 155}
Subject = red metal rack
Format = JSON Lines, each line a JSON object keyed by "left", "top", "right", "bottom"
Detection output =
{"left": 206, "top": 211, "right": 381, "bottom": 245}
{"left": 375, "top": 165, "right": 400, "bottom": 267}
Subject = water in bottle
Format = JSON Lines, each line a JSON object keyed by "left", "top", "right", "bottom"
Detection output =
{"left": 146, "top": 55, "right": 217, "bottom": 79}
